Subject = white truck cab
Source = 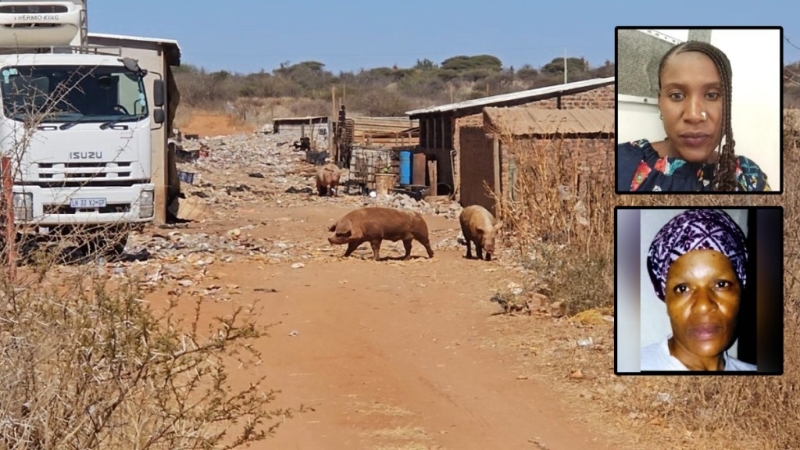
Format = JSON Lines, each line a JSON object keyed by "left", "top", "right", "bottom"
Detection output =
{"left": 0, "top": 1, "right": 167, "bottom": 259}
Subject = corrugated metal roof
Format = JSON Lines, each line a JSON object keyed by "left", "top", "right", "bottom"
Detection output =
{"left": 483, "top": 107, "right": 615, "bottom": 136}
{"left": 405, "top": 77, "right": 614, "bottom": 117}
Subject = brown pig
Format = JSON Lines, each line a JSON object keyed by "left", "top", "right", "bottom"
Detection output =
{"left": 327, "top": 207, "right": 435, "bottom": 261}
{"left": 316, "top": 163, "right": 341, "bottom": 196}
{"left": 459, "top": 205, "right": 504, "bottom": 261}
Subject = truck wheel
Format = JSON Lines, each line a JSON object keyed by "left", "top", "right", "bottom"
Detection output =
{"left": 95, "top": 231, "right": 129, "bottom": 259}
{"left": 81, "top": 226, "right": 129, "bottom": 261}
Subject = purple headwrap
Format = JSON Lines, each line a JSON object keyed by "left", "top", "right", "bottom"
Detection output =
{"left": 646, "top": 209, "right": 748, "bottom": 301}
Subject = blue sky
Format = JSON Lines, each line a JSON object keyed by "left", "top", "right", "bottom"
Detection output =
{"left": 90, "top": 1, "right": 800, "bottom": 74}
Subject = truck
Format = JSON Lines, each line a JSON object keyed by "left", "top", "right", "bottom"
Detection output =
{"left": 0, "top": 0, "right": 167, "bottom": 259}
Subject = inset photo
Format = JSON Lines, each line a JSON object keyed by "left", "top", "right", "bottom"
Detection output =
{"left": 615, "top": 207, "right": 783, "bottom": 375}
{"left": 615, "top": 27, "right": 782, "bottom": 193}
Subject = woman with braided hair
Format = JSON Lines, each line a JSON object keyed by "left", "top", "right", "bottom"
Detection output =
{"left": 617, "top": 40, "right": 771, "bottom": 192}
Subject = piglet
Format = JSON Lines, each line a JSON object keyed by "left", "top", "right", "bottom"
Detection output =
{"left": 316, "top": 163, "right": 341, "bottom": 196}
{"left": 327, "top": 207, "right": 435, "bottom": 261}
{"left": 459, "top": 205, "right": 504, "bottom": 261}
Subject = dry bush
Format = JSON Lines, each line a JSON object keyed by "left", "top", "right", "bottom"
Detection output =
{"left": 1, "top": 223, "right": 298, "bottom": 447}
{"left": 495, "top": 125, "right": 615, "bottom": 315}
{"left": 173, "top": 69, "right": 239, "bottom": 110}
{"left": 175, "top": 97, "right": 332, "bottom": 131}
{"left": 346, "top": 88, "right": 413, "bottom": 117}
{"left": 238, "top": 97, "right": 331, "bottom": 124}
{"left": 170, "top": 58, "right": 616, "bottom": 118}
{"left": 0, "top": 272, "right": 301, "bottom": 449}
{"left": 0, "top": 66, "right": 301, "bottom": 449}
{"left": 498, "top": 113, "right": 800, "bottom": 448}
{"left": 172, "top": 104, "right": 193, "bottom": 130}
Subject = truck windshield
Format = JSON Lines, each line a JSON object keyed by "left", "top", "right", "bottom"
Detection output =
{"left": 0, "top": 65, "right": 148, "bottom": 123}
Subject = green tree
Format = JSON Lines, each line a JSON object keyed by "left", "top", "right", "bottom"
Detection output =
{"left": 542, "top": 57, "right": 589, "bottom": 76}
{"left": 414, "top": 58, "right": 438, "bottom": 70}
{"left": 516, "top": 64, "right": 539, "bottom": 82}
{"left": 440, "top": 54, "right": 503, "bottom": 72}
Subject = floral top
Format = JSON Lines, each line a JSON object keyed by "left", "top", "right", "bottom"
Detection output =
{"left": 617, "top": 139, "right": 771, "bottom": 192}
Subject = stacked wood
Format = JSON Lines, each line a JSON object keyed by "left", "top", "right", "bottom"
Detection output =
{"left": 349, "top": 116, "right": 420, "bottom": 147}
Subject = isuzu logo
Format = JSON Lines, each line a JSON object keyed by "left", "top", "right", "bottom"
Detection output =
{"left": 69, "top": 152, "right": 103, "bottom": 160}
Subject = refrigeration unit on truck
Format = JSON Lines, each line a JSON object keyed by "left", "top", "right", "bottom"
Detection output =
{"left": 0, "top": 0, "right": 167, "bottom": 257}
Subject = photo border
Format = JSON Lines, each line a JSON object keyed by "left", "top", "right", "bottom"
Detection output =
{"left": 614, "top": 25, "right": 785, "bottom": 195}
{"left": 613, "top": 205, "right": 784, "bottom": 376}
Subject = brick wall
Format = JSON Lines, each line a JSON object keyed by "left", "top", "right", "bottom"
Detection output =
{"left": 560, "top": 84, "right": 616, "bottom": 109}
{"left": 505, "top": 84, "right": 616, "bottom": 110}
{"left": 459, "top": 126, "right": 496, "bottom": 214}
{"left": 453, "top": 113, "right": 483, "bottom": 151}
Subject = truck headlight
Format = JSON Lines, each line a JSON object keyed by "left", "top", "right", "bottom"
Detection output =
{"left": 12, "top": 192, "right": 32, "bottom": 221}
{"left": 139, "top": 189, "right": 154, "bottom": 218}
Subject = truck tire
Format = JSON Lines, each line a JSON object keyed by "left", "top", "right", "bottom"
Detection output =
{"left": 94, "top": 230, "right": 129, "bottom": 259}
{"left": 76, "top": 225, "right": 130, "bottom": 261}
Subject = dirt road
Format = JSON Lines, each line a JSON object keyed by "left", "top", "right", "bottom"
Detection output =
{"left": 135, "top": 114, "right": 661, "bottom": 449}
{"left": 144, "top": 203, "right": 630, "bottom": 450}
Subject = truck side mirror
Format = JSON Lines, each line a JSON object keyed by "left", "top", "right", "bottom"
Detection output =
{"left": 153, "top": 79, "right": 165, "bottom": 108}
{"left": 153, "top": 108, "right": 165, "bottom": 124}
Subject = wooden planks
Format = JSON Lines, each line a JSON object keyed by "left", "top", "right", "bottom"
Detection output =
{"left": 413, "top": 152, "right": 427, "bottom": 186}
{"left": 428, "top": 161, "right": 438, "bottom": 196}
{"left": 362, "top": 134, "right": 419, "bottom": 146}
{"left": 348, "top": 116, "right": 420, "bottom": 148}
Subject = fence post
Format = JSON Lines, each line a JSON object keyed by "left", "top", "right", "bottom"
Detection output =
{"left": 2, "top": 156, "right": 16, "bottom": 282}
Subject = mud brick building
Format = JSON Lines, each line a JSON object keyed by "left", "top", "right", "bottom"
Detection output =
{"left": 460, "top": 107, "right": 614, "bottom": 214}
{"left": 405, "top": 77, "right": 615, "bottom": 207}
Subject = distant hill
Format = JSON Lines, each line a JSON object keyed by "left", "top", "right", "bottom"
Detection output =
{"left": 173, "top": 54, "right": 614, "bottom": 117}
{"left": 173, "top": 55, "right": 800, "bottom": 120}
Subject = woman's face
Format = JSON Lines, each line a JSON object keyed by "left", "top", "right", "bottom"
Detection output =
{"left": 664, "top": 249, "right": 740, "bottom": 366}
{"left": 658, "top": 51, "right": 724, "bottom": 163}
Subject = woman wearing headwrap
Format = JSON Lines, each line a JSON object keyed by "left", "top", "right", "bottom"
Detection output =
{"left": 640, "top": 209, "right": 757, "bottom": 371}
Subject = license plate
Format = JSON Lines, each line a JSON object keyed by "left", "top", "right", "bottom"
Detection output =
{"left": 70, "top": 198, "right": 107, "bottom": 208}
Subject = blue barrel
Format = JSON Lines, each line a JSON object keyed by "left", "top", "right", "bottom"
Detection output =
{"left": 399, "top": 150, "right": 412, "bottom": 185}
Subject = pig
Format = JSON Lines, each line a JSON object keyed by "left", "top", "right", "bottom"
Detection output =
{"left": 459, "top": 205, "right": 504, "bottom": 261}
{"left": 327, "top": 207, "right": 435, "bottom": 261}
{"left": 316, "top": 163, "right": 341, "bottom": 197}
